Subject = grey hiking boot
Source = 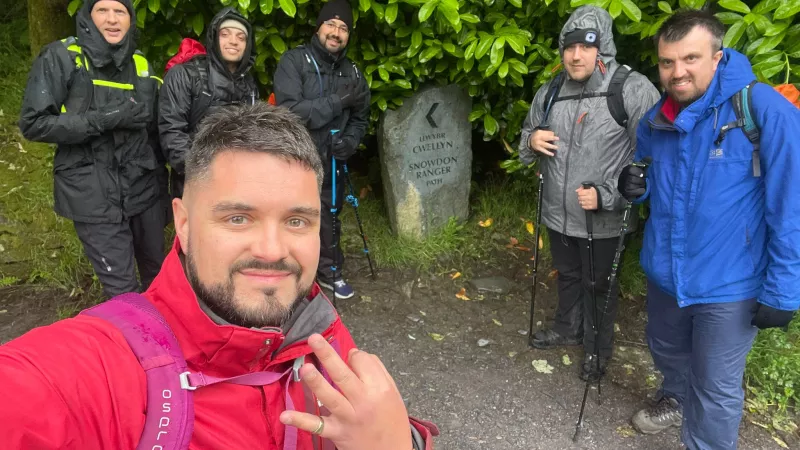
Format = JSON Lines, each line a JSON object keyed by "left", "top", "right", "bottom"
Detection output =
{"left": 529, "top": 328, "right": 582, "bottom": 349}
{"left": 632, "top": 394, "right": 683, "bottom": 435}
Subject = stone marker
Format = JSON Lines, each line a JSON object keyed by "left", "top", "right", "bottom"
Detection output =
{"left": 378, "top": 84, "right": 472, "bottom": 238}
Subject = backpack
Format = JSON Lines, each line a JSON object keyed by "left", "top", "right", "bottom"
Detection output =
{"left": 164, "top": 38, "right": 214, "bottom": 131}
{"left": 78, "top": 293, "right": 334, "bottom": 450}
{"left": 716, "top": 81, "right": 766, "bottom": 178}
{"left": 540, "top": 64, "right": 632, "bottom": 129}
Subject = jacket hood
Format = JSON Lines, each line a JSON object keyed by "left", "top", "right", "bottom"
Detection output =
{"left": 145, "top": 239, "right": 340, "bottom": 375}
{"left": 559, "top": 5, "right": 616, "bottom": 64}
{"left": 75, "top": 0, "right": 137, "bottom": 70}
{"left": 711, "top": 48, "right": 756, "bottom": 106}
{"left": 206, "top": 8, "right": 255, "bottom": 78}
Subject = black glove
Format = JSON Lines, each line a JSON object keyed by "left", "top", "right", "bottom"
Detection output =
{"left": 337, "top": 84, "right": 367, "bottom": 110}
{"left": 752, "top": 304, "right": 796, "bottom": 330}
{"left": 618, "top": 163, "right": 648, "bottom": 202}
{"left": 332, "top": 137, "right": 357, "bottom": 160}
{"left": 87, "top": 100, "right": 148, "bottom": 132}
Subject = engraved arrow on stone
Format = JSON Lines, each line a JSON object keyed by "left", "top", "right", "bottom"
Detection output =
{"left": 426, "top": 102, "right": 439, "bottom": 128}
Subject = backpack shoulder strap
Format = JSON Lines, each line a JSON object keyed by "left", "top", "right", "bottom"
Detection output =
{"left": 186, "top": 56, "right": 213, "bottom": 130}
{"left": 540, "top": 71, "right": 564, "bottom": 128}
{"left": 80, "top": 293, "right": 194, "bottom": 450}
{"left": 731, "top": 81, "right": 762, "bottom": 177}
{"left": 606, "top": 64, "right": 632, "bottom": 128}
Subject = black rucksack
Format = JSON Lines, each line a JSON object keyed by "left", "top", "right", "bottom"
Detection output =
{"left": 182, "top": 55, "right": 214, "bottom": 131}
{"left": 540, "top": 64, "right": 632, "bottom": 128}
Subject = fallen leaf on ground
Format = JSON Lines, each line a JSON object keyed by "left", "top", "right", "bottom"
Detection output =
{"left": 408, "top": 334, "right": 416, "bottom": 340}
{"left": 515, "top": 246, "right": 531, "bottom": 252}
{"left": 429, "top": 333, "right": 445, "bottom": 341}
{"left": 548, "top": 269, "right": 558, "bottom": 280}
{"left": 478, "top": 218, "right": 493, "bottom": 227}
{"left": 360, "top": 295, "right": 372, "bottom": 303}
{"left": 509, "top": 236, "right": 519, "bottom": 245}
{"left": 419, "top": 310, "right": 427, "bottom": 316}
{"left": 450, "top": 271, "right": 462, "bottom": 280}
{"left": 622, "top": 364, "right": 635, "bottom": 375}
{"left": 0, "top": 310, "right": 7, "bottom": 314}
{"left": 492, "top": 318, "right": 502, "bottom": 326}
{"left": 526, "top": 221, "right": 534, "bottom": 235}
{"left": 508, "top": 351, "right": 518, "bottom": 358}
{"left": 616, "top": 425, "right": 637, "bottom": 438}
{"left": 532, "top": 360, "right": 554, "bottom": 374}
{"left": 455, "top": 288, "right": 470, "bottom": 301}
{"left": 614, "top": 323, "right": 621, "bottom": 332}
{"left": 477, "top": 338, "right": 490, "bottom": 347}
{"left": 562, "top": 354, "right": 572, "bottom": 366}
{"left": 538, "top": 235, "right": 544, "bottom": 249}
{"left": 773, "top": 436, "right": 789, "bottom": 449}
{"left": 359, "top": 186, "right": 370, "bottom": 199}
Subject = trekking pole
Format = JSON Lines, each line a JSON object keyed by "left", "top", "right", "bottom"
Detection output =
{"left": 342, "top": 163, "right": 377, "bottom": 280}
{"left": 329, "top": 130, "right": 343, "bottom": 307}
{"left": 528, "top": 172, "right": 545, "bottom": 346}
{"left": 574, "top": 181, "right": 598, "bottom": 442}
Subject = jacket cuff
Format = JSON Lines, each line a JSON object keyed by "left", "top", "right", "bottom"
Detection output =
{"left": 409, "top": 416, "right": 439, "bottom": 450}
{"left": 593, "top": 186, "right": 603, "bottom": 211}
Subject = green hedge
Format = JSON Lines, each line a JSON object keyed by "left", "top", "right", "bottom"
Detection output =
{"left": 78, "top": 0, "right": 800, "bottom": 159}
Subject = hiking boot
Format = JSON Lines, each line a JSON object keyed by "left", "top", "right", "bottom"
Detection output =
{"left": 317, "top": 279, "right": 355, "bottom": 299}
{"left": 631, "top": 394, "right": 683, "bottom": 435}
{"left": 529, "top": 329, "right": 582, "bottom": 349}
{"left": 579, "top": 354, "right": 608, "bottom": 382}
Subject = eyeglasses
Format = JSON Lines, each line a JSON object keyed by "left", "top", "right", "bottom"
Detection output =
{"left": 323, "top": 21, "right": 349, "bottom": 34}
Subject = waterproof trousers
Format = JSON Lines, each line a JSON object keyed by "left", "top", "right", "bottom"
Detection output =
{"left": 646, "top": 282, "right": 758, "bottom": 450}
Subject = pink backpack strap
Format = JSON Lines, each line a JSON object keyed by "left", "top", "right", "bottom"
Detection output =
{"left": 80, "top": 293, "right": 194, "bottom": 450}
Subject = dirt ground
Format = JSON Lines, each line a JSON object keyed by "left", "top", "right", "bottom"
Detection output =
{"left": 0, "top": 251, "right": 792, "bottom": 449}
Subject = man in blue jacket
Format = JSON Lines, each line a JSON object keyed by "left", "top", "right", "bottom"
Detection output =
{"left": 617, "top": 10, "right": 800, "bottom": 449}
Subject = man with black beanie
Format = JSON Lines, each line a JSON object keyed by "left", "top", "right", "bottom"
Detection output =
{"left": 273, "top": 0, "right": 370, "bottom": 300}
{"left": 19, "top": 0, "right": 166, "bottom": 298}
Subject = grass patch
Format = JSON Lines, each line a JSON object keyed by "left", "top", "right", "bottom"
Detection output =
{"left": 0, "top": 15, "right": 96, "bottom": 293}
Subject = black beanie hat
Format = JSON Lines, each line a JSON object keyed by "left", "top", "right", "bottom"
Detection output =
{"left": 316, "top": 0, "right": 353, "bottom": 31}
{"left": 563, "top": 28, "right": 600, "bottom": 48}
{"left": 87, "top": 0, "right": 134, "bottom": 15}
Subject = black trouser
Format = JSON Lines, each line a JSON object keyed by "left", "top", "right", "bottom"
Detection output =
{"left": 73, "top": 201, "right": 166, "bottom": 298}
{"left": 317, "top": 161, "right": 346, "bottom": 283}
{"left": 547, "top": 228, "right": 624, "bottom": 358}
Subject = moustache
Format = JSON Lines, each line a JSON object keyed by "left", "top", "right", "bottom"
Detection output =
{"left": 670, "top": 78, "right": 691, "bottom": 85}
{"left": 230, "top": 259, "right": 302, "bottom": 277}
{"left": 326, "top": 35, "right": 342, "bottom": 43}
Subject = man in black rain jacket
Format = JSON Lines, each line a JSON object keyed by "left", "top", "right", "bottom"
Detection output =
{"left": 158, "top": 7, "right": 258, "bottom": 199}
{"left": 273, "top": 0, "right": 370, "bottom": 300}
{"left": 18, "top": 0, "right": 166, "bottom": 298}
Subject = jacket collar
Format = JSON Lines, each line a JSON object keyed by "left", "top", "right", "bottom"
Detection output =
{"left": 309, "top": 36, "right": 348, "bottom": 67}
{"left": 144, "top": 239, "right": 339, "bottom": 376}
{"left": 75, "top": 2, "right": 137, "bottom": 71}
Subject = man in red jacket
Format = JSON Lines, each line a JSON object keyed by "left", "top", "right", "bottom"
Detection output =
{"left": 0, "top": 103, "right": 435, "bottom": 449}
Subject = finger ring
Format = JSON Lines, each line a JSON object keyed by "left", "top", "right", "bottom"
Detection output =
{"left": 312, "top": 416, "right": 325, "bottom": 435}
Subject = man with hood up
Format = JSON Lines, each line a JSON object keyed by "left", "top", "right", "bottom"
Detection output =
{"left": 519, "top": 5, "right": 659, "bottom": 380}
{"left": 18, "top": 0, "right": 166, "bottom": 298}
{"left": 159, "top": 7, "right": 258, "bottom": 199}
{"left": 618, "top": 10, "right": 800, "bottom": 447}
{"left": 273, "top": 0, "right": 370, "bottom": 301}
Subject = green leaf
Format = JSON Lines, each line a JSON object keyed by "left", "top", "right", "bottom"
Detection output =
{"left": 490, "top": 37, "right": 505, "bottom": 67}
{"left": 498, "top": 61, "right": 509, "bottom": 78}
{"left": 658, "top": 1, "right": 672, "bottom": 13}
{"left": 148, "top": 0, "right": 160, "bottom": 14}
{"left": 67, "top": 0, "right": 81, "bottom": 16}
{"left": 442, "top": 42, "right": 456, "bottom": 53}
{"left": 377, "top": 97, "right": 388, "bottom": 111}
{"left": 468, "top": 109, "right": 485, "bottom": 122}
{"left": 192, "top": 13, "right": 204, "bottom": 36}
{"left": 378, "top": 67, "right": 390, "bottom": 82}
{"left": 508, "top": 59, "right": 528, "bottom": 74}
{"left": 506, "top": 36, "right": 526, "bottom": 55}
{"left": 359, "top": 0, "right": 370, "bottom": 12}
{"left": 509, "top": 0, "right": 522, "bottom": 7}
{"left": 438, "top": 3, "right": 460, "bottom": 28}
{"left": 269, "top": 34, "right": 286, "bottom": 53}
{"left": 752, "top": 0, "right": 784, "bottom": 14}
{"left": 749, "top": 14, "right": 772, "bottom": 33}
{"left": 136, "top": 7, "right": 146, "bottom": 28}
{"left": 239, "top": 0, "right": 250, "bottom": 10}
{"left": 419, "top": 46, "right": 439, "bottom": 63}
{"left": 619, "top": 0, "right": 641, "bottom": 22}
{"left": 411, "top": 31, "right": 423, "bottom": 50}
{"left": 260, "top": 0, "right": 274, "bottom": 14}
{"left": 774, "top": 0, "right": 800, "bottom": 20}
{"left": 464, "top": 40, "right": 477, "bottom": 60}
{"left": 279, "top": 0, "right": 296, "bottom": 17}
{"left": 723, "top": 20, "right": 746, "bottom": 48}
{"left": 476, "top": 33, "right": 494, "bottom": 60}
{"left": 385, "top": 3, "right": 398, "bottom": 24}
{"left": 609, "top": 0, "right": 622, "bottom": 19}
{"left": 757, "top": 31, "right": 785, "bottom": 53}
{"left": 394, "top": 79, "right": 412, "bottom": 89}
{"left": 372, "top": 1, "right": 384, "bottom": 19}
{"left": 765, "top": 21, "right": 791, "bottom": 37}
{"left": 460, "top": 13, "right": 480, "bottom": 23}
{"left": 483, "top": 114, "right": 499, "bottom": 135}
{"left": 718, "top": 0, "right": 750, "bottom": 14}
{"left": 746, "top": 37, "right": 765, "bottom": 55}
{"left": 418, "top": 0, "right": 439, "bottom": 22}
{"left": 752, "top": 59, "right": 786, "bottom": 80}
{"left": 715, "top": 12, "right": 743, "bottom": 25}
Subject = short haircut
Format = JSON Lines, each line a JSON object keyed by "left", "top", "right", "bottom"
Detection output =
{"left": 655, "top": 9, "right": 725, "bottom": 53}
{"left": 186, "top": 102, "right": 324, "bottom": 191}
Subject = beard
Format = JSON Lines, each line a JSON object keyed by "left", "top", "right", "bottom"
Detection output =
{"left": 185, "top": 251, "right": 312, "bottom": 329}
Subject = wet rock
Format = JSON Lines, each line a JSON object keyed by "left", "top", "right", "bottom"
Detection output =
{"left": 468, "top": 276, "right": 515, "bottom": 295}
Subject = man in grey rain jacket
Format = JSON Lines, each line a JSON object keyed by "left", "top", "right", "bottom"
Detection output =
{"left": 519, "top": 5, "right": 660, "bottom": 380}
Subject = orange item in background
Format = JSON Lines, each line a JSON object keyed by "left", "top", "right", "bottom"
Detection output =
{"left": 775, "top": 84, "right": 800, "bottom": 108}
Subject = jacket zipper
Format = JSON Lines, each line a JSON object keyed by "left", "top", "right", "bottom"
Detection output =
{"left": 562, "top": 85, "right": 586, "bottom": 235}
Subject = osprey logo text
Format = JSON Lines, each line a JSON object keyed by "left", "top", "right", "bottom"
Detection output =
{"left": 151, "top": 389, "right": 173, "bottom": 450}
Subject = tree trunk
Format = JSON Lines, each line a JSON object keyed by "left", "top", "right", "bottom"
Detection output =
{"left": 27, "top": 0, "right": 74, "bottom": 57}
